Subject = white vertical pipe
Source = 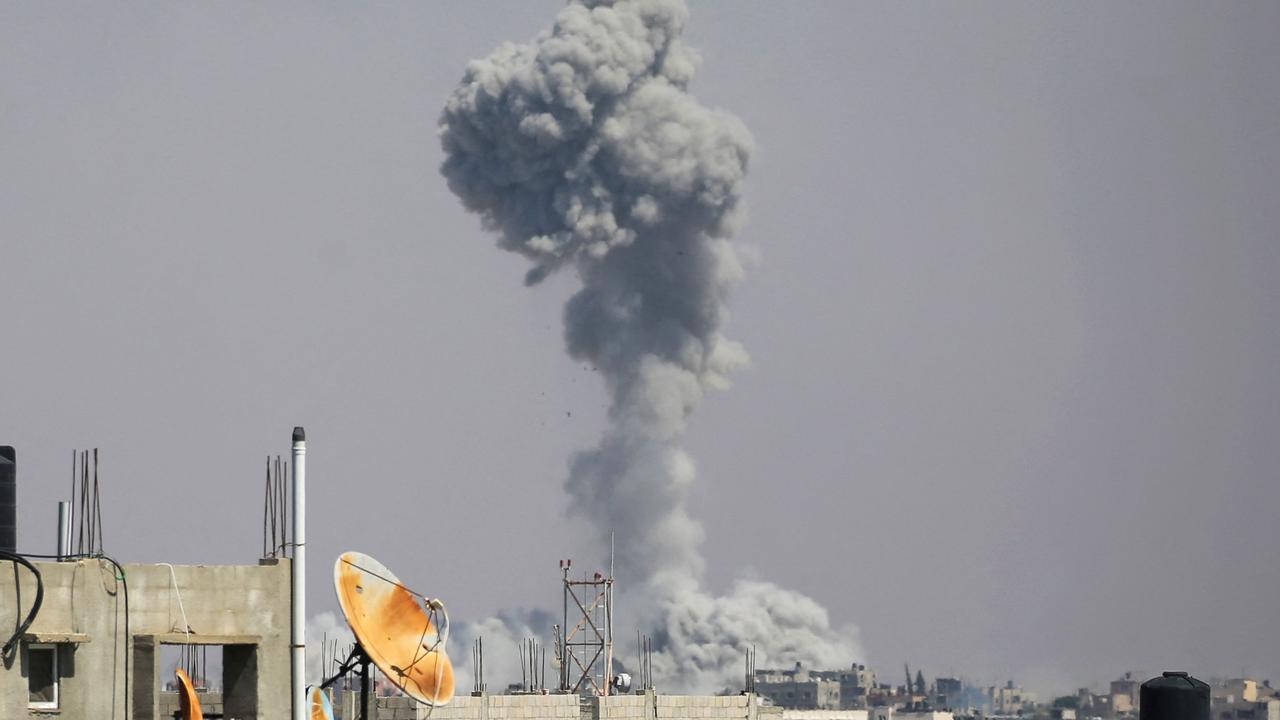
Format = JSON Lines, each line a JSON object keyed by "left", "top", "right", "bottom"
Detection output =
{"left": 57, "top": 501, "right": 70, "bottom": 560}
{"left": 291, "top": 427, "right": 306, "bottom": 720}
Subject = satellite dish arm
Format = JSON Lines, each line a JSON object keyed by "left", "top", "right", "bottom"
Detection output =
{"left": 319, "top": 644, "right": 367, "bottom": 690}
{"left": 425, "top": 598, "right": 449, "bottom": 649}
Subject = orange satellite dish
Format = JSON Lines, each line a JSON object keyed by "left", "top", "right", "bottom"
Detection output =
{"left": 310, "top": 686, "right": 335, "bottom": 720}
{"left": 175, "top": 668, "right": 204, "bottom": 720}
{"left": 334, "top": 551, "right": 455, "bottom": 706}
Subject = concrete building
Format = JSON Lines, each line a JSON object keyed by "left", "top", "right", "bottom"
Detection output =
{"left": 864, "top": 708, "right": 955, "bottom": 720}
{"left": 756, "top": 664, "right": 876, "bottom": 711}
{"left": 898, "top": 712, "right": 955, "bottom": 720}
{"left": 783, "top": 710, "right": 870, "bottom": 720}
{"left": 757, "top": 663, "right": 842, "bottom": 710}
{"left": 1213, "top": 679, "right": 1280, "bottom": 720}
{"left": 1109, "top": 673, "right": 1140, "bottom": 715}
{"left": 773, "top": 706, "right": 950, "bottom": 720}
{"left": 1083, "top": 691, "right": 1114, "bottom": 719}
{"left": 934, "top": 678, "right": 962, "bottom": 710}
{"left": 827, "top": 665, "right": 878, "bottom": 710}
{"left": 1, "top": 556, "right": 291, "bottom": 719}
{"left": 1215, "top": 679, "right": 1277, "bottom": 706}
{"left": 984, "top": 681, "right": 1034, "bottom": 716}
{"left": 1214, "top": 698, "right": 1280, "bottom": 720}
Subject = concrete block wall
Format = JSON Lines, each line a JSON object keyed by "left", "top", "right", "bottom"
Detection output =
{"left": 378, "top": 695, "right": 423, "bottom": 720}
{"left": 375, "top": 693, "right": 581, "bottom": 720}
{"left": 656, "top": 694, "right": 753, "bottom": 720}
{"left": 599, "top": 692, "right": 651, "bottom": 720}
{"left": 364, "top": 690, "right": 764, "bottom": 720}
{"left": 396, "top": 693, "right": 584, "bottom": 720}
{"left": 488, "top": 692, "right": 581, "bottom": 720}
{"left": 408, "top": 693, "right": 488, "bottom": 720}
{"left": 782, "top": 710, "right": 870, "bottom": 720}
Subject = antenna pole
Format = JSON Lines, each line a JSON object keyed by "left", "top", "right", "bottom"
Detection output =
{"left": 605, "top": 535, "right": 614, "bottom": 697}
{"left": 360, "top": 653, "right": 371, "bottom": 720}
{"left": 561, "top": 560, "right": 569, "bottom": 692}
{"left": 291, "top": 427, "right": 307, "bottom": 720}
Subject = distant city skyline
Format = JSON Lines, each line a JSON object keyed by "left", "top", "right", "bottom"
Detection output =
{"left": 2, "top": 1, "right": 1278, "bottom": 697}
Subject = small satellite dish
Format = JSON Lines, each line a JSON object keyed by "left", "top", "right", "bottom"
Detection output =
{"left": 175, "top": 668, "right": 204, "bottom": 720}
{"left": 334, "top": 551, "right": 455, "bottom": 706}
{"left": 310, "top": 686, "right": 334, "bottom": 720}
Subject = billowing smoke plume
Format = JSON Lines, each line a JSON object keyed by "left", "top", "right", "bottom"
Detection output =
{"left": 440, "top": 0, "right": 860, "bottom": 691}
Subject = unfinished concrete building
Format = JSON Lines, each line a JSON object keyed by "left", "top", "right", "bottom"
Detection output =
{"left": 0, "top": 440, "right": 300, "bottom": 719}
{"left": 1, "top": 556, "right": 292, "bottom": 719}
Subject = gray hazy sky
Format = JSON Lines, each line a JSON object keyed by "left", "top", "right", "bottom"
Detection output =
{"left": 3, "top": 1, "right": 1278, "bottom": 696}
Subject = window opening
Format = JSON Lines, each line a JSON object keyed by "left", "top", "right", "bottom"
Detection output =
{"left": 161, "top": 643, "right": 224, "bottom": 692}
{"left": 28, "top": 643, "right": 59, "bottom": 709}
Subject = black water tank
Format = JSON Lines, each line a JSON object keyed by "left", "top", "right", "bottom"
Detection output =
{"left": 1142, "top": 672, "right": 1209, "bottom": 720}
{"left": 0, "top": 446, "right": 14, "bottom": 553}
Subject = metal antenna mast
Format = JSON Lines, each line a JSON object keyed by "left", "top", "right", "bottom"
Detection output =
{"left": 558, "top": 557, "right": 614, "bottom": 696}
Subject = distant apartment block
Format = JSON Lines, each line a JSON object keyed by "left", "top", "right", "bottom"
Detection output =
{"left": 1212, "top": 679, "right": 1280, "bottom": 720}
{"left": 984, "top": 681, "right": 1035, "bottom": 715}
{"left": 757, "top": 663, "right": 878, "bottom": 711}
{"left": 934, "top": 678, "right": 962, "bottom": 710}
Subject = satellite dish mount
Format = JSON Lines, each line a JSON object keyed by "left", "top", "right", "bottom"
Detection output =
{"left": 319, "top": 644, "right": 375, "bottom": 720}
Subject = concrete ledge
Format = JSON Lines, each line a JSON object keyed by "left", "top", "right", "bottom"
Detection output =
{"left": 137, "top": 633, "right": 261, "bottom": 645}
{"left": 23, "top": 631, "right": 91, "bottom": 644}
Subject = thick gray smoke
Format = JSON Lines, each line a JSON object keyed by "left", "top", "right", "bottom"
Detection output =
{"left": 440, "top": 0, "right": 860, "bottom": 692}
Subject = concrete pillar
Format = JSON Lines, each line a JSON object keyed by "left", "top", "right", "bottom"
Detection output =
{"left": 582, "top": 694, "right": 601, "bottom": 720}
{"left": 465, "top": 691, "right": 491, "bottom": 720}
{"left": 132, "top": 636, "right": 159, "bottom": 720}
